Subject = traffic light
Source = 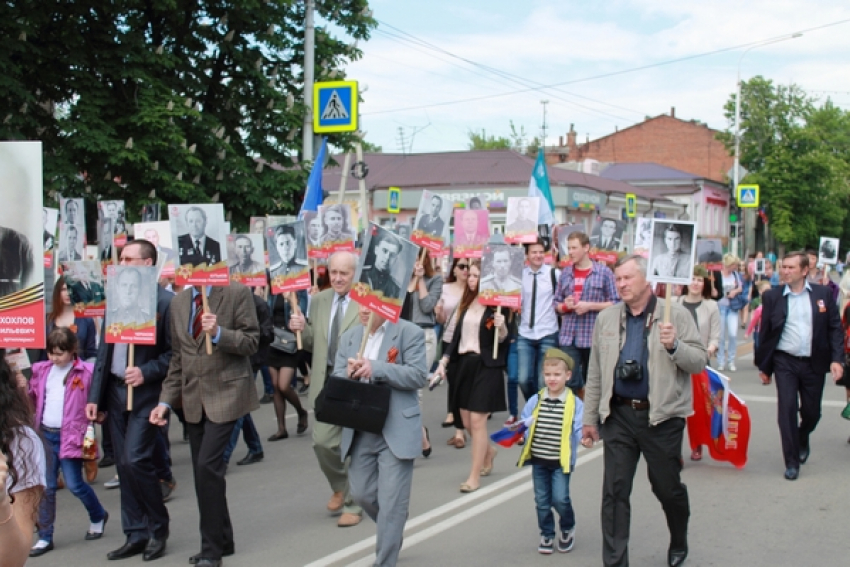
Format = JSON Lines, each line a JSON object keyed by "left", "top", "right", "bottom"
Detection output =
{"left": 730, "top": 225, "right": 737, "bottom": 238}
{"left": 729, "top": 201, "right": 740, "bottom": 224}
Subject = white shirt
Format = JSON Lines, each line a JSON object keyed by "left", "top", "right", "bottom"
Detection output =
{"left": 43, "top": 362, "right": 72, "bottom": 428}
{"left": 360, "top": 322, "right": 388, "bottom": 382}
{"left": 519, "top": 265, "right": 559, "bottom": 340}
{"left": 776, "top": 283, "right": 813, "bottom": 357}
{"left": 327, "top": 292, "right": 351, "bottom": 338}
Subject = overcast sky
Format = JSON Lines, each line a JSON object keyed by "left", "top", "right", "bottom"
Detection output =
{"left": 334, "top": 1, "right": 850, "bottom": 154}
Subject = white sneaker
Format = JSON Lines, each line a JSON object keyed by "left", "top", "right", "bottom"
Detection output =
{"left": 717, "top": 363, "right": 725, "bottom": 371}
{"left": 104, "top": 475, "right": 120, "bottom": 489}
{"left": 728, "top": 363, "right": 737, "bottom": 372}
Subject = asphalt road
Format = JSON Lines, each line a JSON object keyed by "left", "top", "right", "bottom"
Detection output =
{"left": 35, "top": 340, "right": 850, "bottom": 567}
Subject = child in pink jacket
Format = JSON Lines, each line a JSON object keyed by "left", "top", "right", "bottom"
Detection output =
{"left": 27, "top": 326, "right": 108, "bottom": 557}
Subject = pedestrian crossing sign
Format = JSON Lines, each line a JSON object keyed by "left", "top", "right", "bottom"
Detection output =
{"left": 625, "top": 193, "right": 637, "bottom": 218}
{"left": 313, "top": 80, "right": 358, "bottom": 133}
{"left": 736, "top": 184, "right": 759, "bottom": 208}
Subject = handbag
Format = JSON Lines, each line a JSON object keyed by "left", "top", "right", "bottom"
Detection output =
{"left": 314, "top": 374, "right": 391, "bottom": 434}
{"left": 270, "top": 327, "right": 298, "bottom": 354}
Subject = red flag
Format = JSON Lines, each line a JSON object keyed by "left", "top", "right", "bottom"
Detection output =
{"left": 687, "top": 368, "right": 751, "bottom": 469}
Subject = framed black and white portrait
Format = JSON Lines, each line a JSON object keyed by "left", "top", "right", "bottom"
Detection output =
{"left": 590, "top": 217, "right": 624, "bottom": 251}
{"left": 647, "top": 220, "right": 697, "bottom": 285}
{"left": 819, "top": 236, "right": 839, "bottom": 266}
{"left": 168, "top": 203, "right": 227, "bottom": 268}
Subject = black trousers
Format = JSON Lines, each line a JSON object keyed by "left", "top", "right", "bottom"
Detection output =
{"left": 187, "top": 415, "right": 236, "bottom": 560}
{"left": 443, "top": 340, "right": 463, "bottom": 430}
{"left": 107, "top": 383, "right": 170, "bottom": 541}
{"left": 773, "top": 351, "right": 826, "bottom": 468}
{"left": 600, "top": 404, "right": 689, "bottom": 567}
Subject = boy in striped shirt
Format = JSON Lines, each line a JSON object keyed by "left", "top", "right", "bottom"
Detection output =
{"left": 517, "top": 349, "right": 584, "bottom": 554}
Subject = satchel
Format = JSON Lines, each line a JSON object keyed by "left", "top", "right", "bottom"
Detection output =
{"left": 270, "top": 327, "right": 298, "bottom": 354}
{"left": 314, "top": 375, "right": 391, "bottom": 434}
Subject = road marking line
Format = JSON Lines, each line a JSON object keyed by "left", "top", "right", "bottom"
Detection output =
{"left": 305, "top": 446, "right": 604, "bottom": 567}
{"left": 740, "top": 395, "right": 845, "bottom": 408}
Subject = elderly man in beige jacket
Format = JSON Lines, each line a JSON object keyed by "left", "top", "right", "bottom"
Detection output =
{"left": 581, "top": 255, "right": 707, "bottom": 567}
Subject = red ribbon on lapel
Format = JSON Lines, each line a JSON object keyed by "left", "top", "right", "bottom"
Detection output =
{"left": 485, "top": 317, "right": 495, "bottom": 330}
{"left": 69, "top": 376, "right": 85, "bottom": 391}
{"left": 387, "top": 346, "right": 399, "bottom": 364}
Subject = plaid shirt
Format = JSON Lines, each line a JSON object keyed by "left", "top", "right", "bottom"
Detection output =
{"left": 552, "top": 261, "right": 619, "bottom": 348}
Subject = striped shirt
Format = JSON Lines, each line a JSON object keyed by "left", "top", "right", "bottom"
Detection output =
{"left": 530, "top": 391, "right": 566, "bottom": 462}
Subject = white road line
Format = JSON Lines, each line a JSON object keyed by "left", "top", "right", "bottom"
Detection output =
{"left": 740, "top": 395, "right": 845, "bottom": 408}
{"left": 305, "top": 446, "right": 604, "bottom": 567}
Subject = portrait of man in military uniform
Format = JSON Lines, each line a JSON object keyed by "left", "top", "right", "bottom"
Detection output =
{"left": 649, "top": 220, "right": 696, "bottom": 284}
{"left": 108, "top": 266, "right": 154, "bottom": 327}
{"left": 479, "top": 246, "right": 523, "bottom": 294}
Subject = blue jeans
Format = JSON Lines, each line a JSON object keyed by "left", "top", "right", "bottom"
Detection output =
{"left": 559, "top": 343, "right": 589, "bottom": 393}
{"left": 517, "top": 332, "right": 560, "bottom": 403}
{"left": 223, "top": 414, "right": 263, "bottom": 463}
{"left": 261, "top": 366, "right": 274, "bottom": 396}
{"left": 532, "top": 463, "right": 575, "bottom": 538}
{"left": 38, "top": 428, "right": 106, "bottom": 541}
{"left": 718, "top": 305, "right": 740, "bottom": 366}
{"left": 506, "top": 337, "right": 519, "bottom": 417}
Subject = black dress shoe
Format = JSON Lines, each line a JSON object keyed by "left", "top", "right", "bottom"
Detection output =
{"left": 668, "top": 547, "right": 688, "bottom": 567}
{"left": 29, "top": 542, "right": 54, "bottom": 557}
{"left": 784, "top": 467, "right": 799, "bottom": 480}
{"left": 143, "top": 537, "right": 167, "bottom": 561}
{"left": 85, "top": 510, "right": 109, "bottom": 540}
{"left": 189, "top": 547, "right": 233, "bottom": 564}
{"left": 236, "top": 452, "right": 264, "bottom": 465}
{"left": 99, "top": 455, "right": 115, "bottom": 467}
{"left": 195, "top": 560, "right": 222, "bottom": 567}
{"left": 108, "top": 539, "right": 148, "bottom": 560}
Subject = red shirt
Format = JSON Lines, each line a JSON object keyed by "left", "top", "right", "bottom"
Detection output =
{"left": 573, "top": 267, "right": 591, "bottom": 301}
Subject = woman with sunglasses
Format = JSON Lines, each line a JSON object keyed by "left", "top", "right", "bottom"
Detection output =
{"left": 434, "top": 258, "right": 470, "bottom": 448}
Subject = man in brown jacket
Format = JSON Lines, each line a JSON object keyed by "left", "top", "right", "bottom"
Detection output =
{"left": 151, "top": 282, "right": 259, "bottom": 567}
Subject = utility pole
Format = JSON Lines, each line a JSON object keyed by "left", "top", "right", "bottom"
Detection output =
{"left": 540, "top": 100, "right": 549, "bottom": 152}
{"left": 301, "top": 0, "right": 316, "bottom": 163}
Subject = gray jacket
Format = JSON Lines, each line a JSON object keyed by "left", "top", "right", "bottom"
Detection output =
{"left": 408, "top": 275, "right": 443, "bottom": 328}
{"left": 584, "top": 298, "right": 707, "bottom": 427}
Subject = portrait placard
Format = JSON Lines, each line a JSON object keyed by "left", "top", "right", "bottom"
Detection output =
{"left": 61, "top": 260, "right": 106, "bottom": 317}
{"left": 104, "top": 265, "right": 158, "bottom": 345}
{"left": 317, "top": 203, "right": 356, "bottom": 256}
{"left": 4, "top": 348, "right": 31, "bottom": 372}
{"left": 43, "top": 207, "right": 58, "bottom": 268}
{"left": 0, "top": 141, "right": 45, "bottom": 349}
{"left": 267, "top": 220, "right": 310, "bottom": 294}
{"left": 466, "top": 195, "right": 488, "bottom": 210}
{"left": 248, "top": 216, "right": 269, "bottom": 266}
{"left": 396, "top": 222, "right": 412, "bottom": 241}
{"left": 504, "top": 197, "right": 540, "bottom": 244}
{"left": 819, "top": 236, "right": 839, "bottom": 266}
{"left": 633, "top": 218, "right": 653, "bottom": 258}
{"left": 452, "top": 209, "right": 489, "bottom": 259}
{"left": 412, "top": 189, "right": 451, "bottom": 254}
{"left": 478, "top": 244, "right": 524, "bottom": 309}
{"left": 227, "top": 233, "right": 267, "bottom": 287}
{"left": 696, "top": 237, "right": 723, "bottom": 271}
{"left": 351, "top": 223, "right": 419, "bottom": 323}
{"left": 589, "top": 216, "right": 623, "bottom": 264}
{"left": 57, "top": 197, "right": 86, "bottom": 263}
{"left": 168, "top": 203, "right": 228, "bottom": 286}
{"left": 303, "top": 210, "right": 326, "bottom": 259}
{"left": 648, "top": 220, "right": 697, "bottom": 285}
{"left": 134, "top": 221, "right": 176, "bottom": 278}
{"left": 98, "top": 200, "right": 127, "bottom": 255}
{"left": 754, "top": 258, "right": 766, "bottom": 275}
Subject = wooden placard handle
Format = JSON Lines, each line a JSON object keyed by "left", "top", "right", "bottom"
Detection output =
{"left": 202, "top": 287, "right": 213, "bottom": 355}
{"left": 126, "top": 344, "right": 135, "bottom": 411}
{"left": 493, "top": 306, "right": 502, "bottom": 360}
{"left": 663, "top": 283, "right": 672, "bottom": 325}
{"left": 357, "top": 311, "right": 374, "bottom": 360}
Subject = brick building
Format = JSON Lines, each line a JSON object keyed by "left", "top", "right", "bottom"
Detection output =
{"left": 551, "top": 108, "right": 734, "bottom": 183}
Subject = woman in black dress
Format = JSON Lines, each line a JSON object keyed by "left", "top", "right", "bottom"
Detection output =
{"left": 435, "top": 261, "right": 507, "bottom": 492}
{"left": 267, "top": 290, "right": 309, "bottom": 441}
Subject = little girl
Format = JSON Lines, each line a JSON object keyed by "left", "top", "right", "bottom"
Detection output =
{"left": 27, "top": 327, "right": 108, "bottom": 557}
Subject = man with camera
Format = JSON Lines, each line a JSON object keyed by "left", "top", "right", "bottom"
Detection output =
{"left": 581, "top": 255, "right": 707, "bottom": 567}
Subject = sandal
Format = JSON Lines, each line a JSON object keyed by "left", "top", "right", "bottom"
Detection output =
{"left": 297, "top": 411, "right": 309, "bottom": 435}
{"left": 267, "top": 431, "right": 289, "bottom": 441}
{"left": 459, "top": 482, "right": 479, "bottom": 493}
{"left": 481, "top": 447, "right": 497, "bottom": 476}
{"left": 690, "top": 449, "right": 702, "bottom": 461}
{"left": 453, "top": 435, "right": 466, "bottom": 449}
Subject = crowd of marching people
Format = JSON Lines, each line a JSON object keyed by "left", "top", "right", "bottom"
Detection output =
{"left": 3, "top": 226, "right": 850, "bottom": 567}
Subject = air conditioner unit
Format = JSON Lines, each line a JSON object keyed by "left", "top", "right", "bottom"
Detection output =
{"left": 582, "top": 159, "right": 600, "bottom": 175}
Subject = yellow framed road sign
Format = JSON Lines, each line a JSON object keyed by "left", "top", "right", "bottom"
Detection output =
{"left": 313, "top": 80, "right": 358, "bottom": 133}
{"left": 737, "top": 184, "right": 759, "bottom": 208}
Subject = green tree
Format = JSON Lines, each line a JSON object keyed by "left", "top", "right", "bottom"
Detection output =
{"left": 718, "top": 77, "right": 850, "bottom": 249}
{"left": 0, "top": 1, "right": 376, "bottom": 230}
{"left": 468, "top": 121, "right": 540, "bottom": 154}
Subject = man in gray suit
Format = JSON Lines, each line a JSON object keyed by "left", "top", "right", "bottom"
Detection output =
{"left": 333, "top": 303, "right": 428, "bottom": 567}
{"left": 290, "top": 251, "right": 364, "bottom": 527}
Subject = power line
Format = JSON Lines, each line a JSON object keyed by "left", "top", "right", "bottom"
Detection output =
{"left": 364, "top": 18, "right": 850, "bottom": 117}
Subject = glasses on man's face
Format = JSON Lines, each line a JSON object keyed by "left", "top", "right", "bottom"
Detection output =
{"left": 120, "top": 256, "right": 145, "bottom": 264}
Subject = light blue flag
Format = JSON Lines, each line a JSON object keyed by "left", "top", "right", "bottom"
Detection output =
{"left": 528, "top": 149, "right": 555, "bottom": 226}
{"left": 298, "top": 137, "right": 328, "bottom": 220}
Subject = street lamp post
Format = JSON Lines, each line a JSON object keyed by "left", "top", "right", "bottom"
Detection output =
{"left": 733, "top": 33, "right": 802, "bottom": 258}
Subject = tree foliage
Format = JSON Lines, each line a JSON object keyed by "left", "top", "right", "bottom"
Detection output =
{"left": 0, "top": 0, "right": 376, "bottom": 231}
{"left": 718, "top": 76, "right": 850, "bottom": 249}
{"left": 467, "top": 121, "right": 540, "bottom": 154}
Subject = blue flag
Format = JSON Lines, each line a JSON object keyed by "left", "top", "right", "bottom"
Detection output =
{"left": 298, "top": 137, "right": 328, "bottom": 220}
{"left": 528, "top": 149, "right": 555, "bottom": 226}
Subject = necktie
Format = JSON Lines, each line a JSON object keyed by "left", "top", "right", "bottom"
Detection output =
{"left": 192, "top": 293, "right": 203, "bottom": 339}
{"left": 111, "top": 343, "right": 128, "bottom": 378}
{"left": 194, "top": 239, "right": 201, "bottom": 256}
{"left": 530, "top": 272, "right": 538, "bottom": 329}
{"left": 327, "top": 294, "right": 346, "bottom": 368}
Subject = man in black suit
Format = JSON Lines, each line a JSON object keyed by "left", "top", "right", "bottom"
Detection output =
{"left": 68, "top": 264, "right": 105, "bottom": 305}
{"left": 177, "top": 206, "right": 221, "bottom": 266}
{"left": 359, "top": 233, "right": 401, "bottom": 299}
{"left": 87, "top": 239, "right": 175, "bottom": 561}
{"left": 756, "top": 250, "right": 844, "bottom": 481}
